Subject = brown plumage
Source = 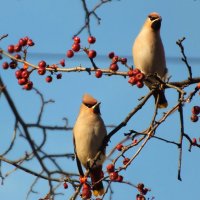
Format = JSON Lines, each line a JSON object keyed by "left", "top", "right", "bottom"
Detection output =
{"left": 73, "top": 94, "right": 107, "bottom": 196}
{"left": 133, "top": 12, "right": 168, "bottom": 108}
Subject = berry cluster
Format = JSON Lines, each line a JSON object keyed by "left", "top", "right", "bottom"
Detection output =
{"left": 81, "top": 183, "right": 92, "bottom": 199}
{"left": 66, "top": 36, "right": 97, "bottom": 59}
{"left": 78, "top": 176, "right": 92, "bottom": 199}
{"left": 2, "top": 36, "right": 66, "bottom": 90}
{"left": 15, "top": 68, "right": 33, "bottom": 90}
{"left": 2, "top": 36, "right": 35, "bottom": 70}
{"left": 7, "top": 36, "right": 34, "bottom": 55}
{"left": 1, "top": 35, "right": 145, "bottom": 91}
{"left": 128, "top": 68, "right": 145, "bottom": 88}
{"left": 115, "top": 143, "right": 131, "bottom": 165}
{"left": 106, "top": 163, "right": 123, "bottom": 182}
{"left": 136, "top": 183, "right": 149, "bottom": 200}
{"left": 66, "top": 36, "right": 104, "bottom": 79}
{"left": 190, "top": 105, "right": 200, "bottom": 122}
{"left": 79, "top": 175, "right": 104, "bottom": 199}
{"left": 37, "top": 60, "right": 63, "bottom": 83}
{"left": 108, "top": 51, "right": 127, "bottom": 72}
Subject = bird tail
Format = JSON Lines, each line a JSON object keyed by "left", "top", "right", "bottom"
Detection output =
{"left": 90, "top": 166, "right": 104, "bottom": 197}
{"left": 154, "top": 89, "right": 168, "bottom": 108}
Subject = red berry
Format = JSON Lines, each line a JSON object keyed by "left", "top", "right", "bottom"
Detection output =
{"left": 56, "top": 73, "right": 62, "bottom": 79}
{"left": 192, "top": 138, "right": 197, "bottom": 145}
{"left": 88, "top": 36, "right": 96, "bottom": 44}
{"left": 23, "top": 36, "right": 29, "bottom": 43}
{"left": 50, "top": 64, "right": 58, "bottom": 70}
{"left": 27, "top": 39, "right": 34, "bottom": 46}
{"left": 79, "top": 176, "right": 87, "bottom": 184}
{"left": 108, "top": 52, "right": 115, "bottom": 59}
{"left": 15, "top": 69, "right": 23, "bottom": 79}
{"left": 8, "top": 45, "right": 15, "bottom": 53}
{"left": 72, "top": 43, "right": 80, "bottom": 52}
{"left": 132, "top": 68, "right": 141, "bottom": 75}
{"left": 18, "top": 78, "right": 28, "bottom": 85}
{"left": 109, "top": 172, "right": 118, "bottom": 181}
{"left": 95, "top": 69, "right": 103, "bottom": 78}
{"left": 110, "top": 63, "right": 119, "bottom": 71}
{"left": 38, "top": 60, "right": 46, "bottom": 68}
{"left": 73, "top": 36, "right": 81, "bottom": 44}
{"left": 23, "top": 81, "right": 33, "bottom": 90}
{"left": 66, "top": 50, "right": 74, "bottom": 58}
{"left": 19, "top": 38, "right": 27, "bottom": 46}
{"left": 106, "top": 164, "right": 115, "bottom": 173}
{"left": 133, "top": 139, "right": 138, "bottom": 144}
{"left": 197, "top": 83, "right": 200, "bottom": 89}
{"left": 21, "top": 70, "right": 29, "bottom": 79}
{"left": 83, "top": 183, "right": 91, "bottom": 190}
{"left": 38, "top": 68, "right": 46, "bottom": 75}
{"left": 116, "top": 175, "right": 123, "bottom": 182}
{"left": 135, "top": 73, "right": 145, "bottom": 81}
{"left": 2, "top": 62, "right": 9, "bottom": 69}
{"left": 137, "top": 81, "right": 144, "bottom": 88}
{"left": 191, "top": 114, "right": 198, "bottom": 122}
{"left": 82, "top": 188, "right": 92, "bottom": 199}
{"left": 59, "top": 59, "right": 65, "bottom": 67}
{"left": 14, "top": 44, "right": 22, "bottom": 52}
{"left": 87, "top": 50, "right": 97, "bottom": 59}
{"left": 63, "top": 182, "right": 68, "bottom": 189}
{"left": 137, "top": 183, "right": 144, "bottom": 191}
{"left": 116, "top": 143, "right": 123, "bottom": 151}
{"left": 14, "top": 54, "right": 21, "bottom": 59}
{"left": 112, "top": 56, "right": 119, "bottom": 63}
{"left": 123, "top": 157, "right": 130, "bottom": 165}
{"left": 9, "top": 61, "right": 17, "bottom": 69}
{"left": 128, "top": 77, "right": 137, "bottom": 85}
{"left": 120, "top": 57, "right": 127, "bottom": 64}
{"left": 128, "top": 69, "right": 134, "bottom": 77}
{"left": 46, "top": 76, "right": 52, "bottom": 83}
{"left": 136, "top": 194, "right": 146, "bottom": 200}
{"left": 192, "top": 106, "right": 200, "bottom": 115}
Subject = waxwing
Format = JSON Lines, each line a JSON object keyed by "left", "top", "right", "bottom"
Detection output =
{"left": 133, "top": 12, "right": 168, "bottom": 108}
{"left": 73, "top": 94, "right": 107, "bottom": 196}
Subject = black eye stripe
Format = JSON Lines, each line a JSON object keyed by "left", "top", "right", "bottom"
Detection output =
{"left": 149, "top": 16, "right": 158, "bottom": 21}
{"left": 84, "top": 103, "right": 93, "bottom": 108}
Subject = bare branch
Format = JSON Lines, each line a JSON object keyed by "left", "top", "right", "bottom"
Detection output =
{"left": 176, "top": 37, "right": 193, "bottom": 79}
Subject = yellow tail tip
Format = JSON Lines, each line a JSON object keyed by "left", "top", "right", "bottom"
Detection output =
{"left": 93, "top": 188, "right": 104, "bottom": 197}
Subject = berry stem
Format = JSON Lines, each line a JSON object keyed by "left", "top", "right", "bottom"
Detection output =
{"left": 0, "top": 50, "right": 129, "bottom": 76}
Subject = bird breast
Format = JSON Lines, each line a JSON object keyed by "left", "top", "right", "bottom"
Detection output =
{"left": 133, "top": 29, "right": 167, "bottom": 79}
{"left": 74, "top": 112, "right": 107, "bottom": 168}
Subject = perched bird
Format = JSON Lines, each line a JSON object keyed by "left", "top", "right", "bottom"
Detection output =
{"left": 73, "top": 94, "right": 107, "bottom": 196}
{"left": 133, "top": 12, "right": 168, "bottom": 108}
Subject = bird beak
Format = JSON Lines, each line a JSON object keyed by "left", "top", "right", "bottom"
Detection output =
{"left": 151, "top": 18, "right": 162, "bottom": 31}
{"left": 92, "top": 102, "right": 101, "bottom": 114}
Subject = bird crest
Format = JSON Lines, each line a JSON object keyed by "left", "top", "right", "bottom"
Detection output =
{"left": 82, "top": 93, "right": 98, "bottom": 107}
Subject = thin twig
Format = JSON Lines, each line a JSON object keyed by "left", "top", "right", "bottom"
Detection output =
{"left": 1, "top": 120, "right": 18, "bottom": 156}
{"left": 177, "top": 92, "right": 185, "bottom": 181}
{"left": 176, "top": 37, "right": 192, "bottom": 79}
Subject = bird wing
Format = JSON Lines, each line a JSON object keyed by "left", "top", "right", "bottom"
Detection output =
{"left": 73, "top": 135, "right": 84, "bottom": 176}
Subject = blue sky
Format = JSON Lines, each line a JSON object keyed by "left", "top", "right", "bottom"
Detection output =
{"left": 1, "top": 0, "right": 200, "bottom": 200}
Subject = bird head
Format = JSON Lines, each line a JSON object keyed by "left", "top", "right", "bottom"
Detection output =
{"left": 82, "top": 93, "right": 101, "bottom": 115}
{"left": 145, "top": 12, "right": 162, "bottom": 31}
